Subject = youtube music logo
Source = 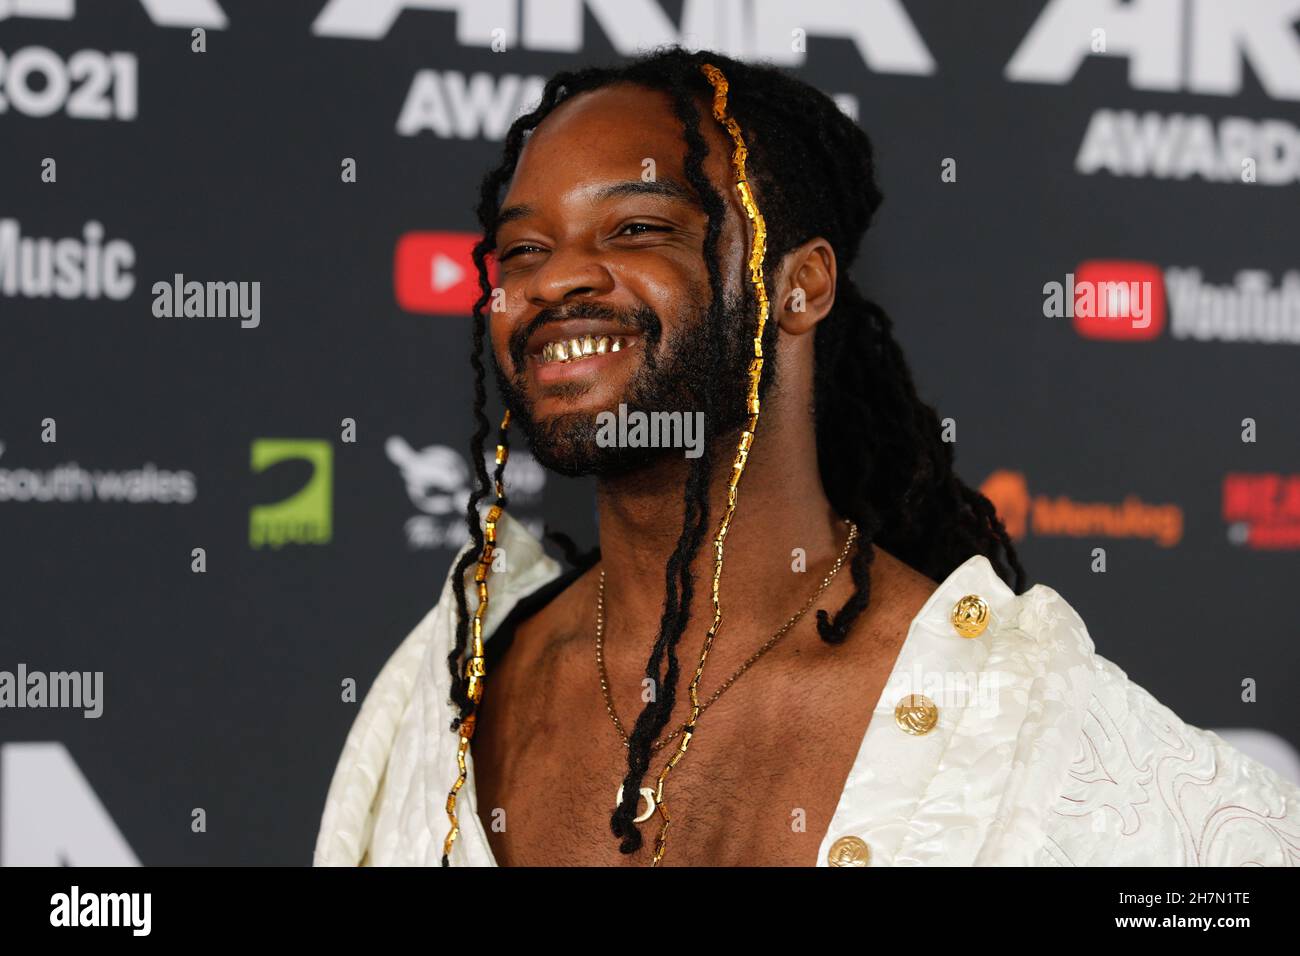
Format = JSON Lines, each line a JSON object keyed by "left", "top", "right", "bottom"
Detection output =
{"left": 1043, "top": 260, "right": 1166, "bottom": 341}
{"left": 1072, "top": 260, "right": 1166, "bottom": 341}
{"left": 394, "top": 231, "right": 496, "bottom": 315}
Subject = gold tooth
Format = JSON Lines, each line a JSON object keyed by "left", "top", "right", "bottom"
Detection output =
{"left": 544, "top": 334, "right": 633, "bottom": 363}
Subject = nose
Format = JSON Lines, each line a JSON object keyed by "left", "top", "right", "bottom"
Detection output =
{"left": 524, "top": 243, "right": 615, "bottom": 308}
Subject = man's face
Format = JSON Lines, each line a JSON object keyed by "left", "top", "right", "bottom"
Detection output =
{"left": 487, "top": 82, "right": 761, "bottom": 478}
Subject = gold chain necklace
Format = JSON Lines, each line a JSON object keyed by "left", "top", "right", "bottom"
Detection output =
{"left": 595, "top": 519, "right": 858, "bottom": 756}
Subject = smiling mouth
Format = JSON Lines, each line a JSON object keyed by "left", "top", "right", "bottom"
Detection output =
{"left": 536, "top": 334, "right": 637, "bottom": 366}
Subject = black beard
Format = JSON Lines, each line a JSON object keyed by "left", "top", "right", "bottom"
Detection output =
{"left": 491, "top": 281, "right": 771, "bottom": 479}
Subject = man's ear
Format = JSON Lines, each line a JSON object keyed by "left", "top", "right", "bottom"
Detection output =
{"left": 774, "top": 238, "right": 836, "bottom": 336}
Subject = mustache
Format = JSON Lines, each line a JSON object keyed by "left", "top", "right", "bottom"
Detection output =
{"left": 507, "top": 301, "right": 662, "bottom": 369}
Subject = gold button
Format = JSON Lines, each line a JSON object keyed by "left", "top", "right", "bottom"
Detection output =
{"left": 894, "top": 693, "right": 939, "bottom": 735}
{"left": 827, "top": 835, "right": 871, "bottom": 867}
{"left": 951, "top": 594, "right": 990, "bottom": 638}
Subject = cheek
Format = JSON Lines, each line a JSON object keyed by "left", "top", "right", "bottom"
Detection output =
{"left": 487, "top": 309, "right": 520, "bottom": 373}
{"left": 489, "top": 280, "right": 540, "bottom": 369}
{"left": 619, "top": 264, "right": 700, "bottom": 329}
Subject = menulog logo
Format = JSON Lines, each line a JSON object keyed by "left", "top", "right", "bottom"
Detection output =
{"left": 981, "top": 469, "right": 1183, "bottom": 547}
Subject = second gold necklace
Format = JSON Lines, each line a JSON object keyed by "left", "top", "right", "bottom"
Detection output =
{"left": 597, "top": 519, "right": 859, "bottom": 827}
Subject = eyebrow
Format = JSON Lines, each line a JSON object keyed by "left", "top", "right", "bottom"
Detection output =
{"left": 495, "top": 176, "right": 700, "bottom": 228}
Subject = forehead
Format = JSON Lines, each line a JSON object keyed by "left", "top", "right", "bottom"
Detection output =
{"left": 501, "top": 82, "right": 737, "bottom": 212}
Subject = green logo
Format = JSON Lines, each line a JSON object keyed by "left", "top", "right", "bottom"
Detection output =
{"left": 249, "top": 439, "right": 332, "bottom": 549}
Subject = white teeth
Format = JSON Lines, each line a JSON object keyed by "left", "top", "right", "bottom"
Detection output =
{"left": 537, "top": 334, "right": 633, "bottom": 365}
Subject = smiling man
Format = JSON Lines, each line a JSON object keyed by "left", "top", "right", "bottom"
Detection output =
{"left": 315, "top": 48, "right": 1300, "bottom": 867}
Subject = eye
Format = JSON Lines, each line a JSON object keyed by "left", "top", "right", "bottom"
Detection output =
{"left": 499, "top": 243, "right": 544, "bottom": 261}
{"left": 499, "top": 223, "right": 670, "bottom": 261}
{"left": 618, "top": 222, "right": 671, "bottom": 237}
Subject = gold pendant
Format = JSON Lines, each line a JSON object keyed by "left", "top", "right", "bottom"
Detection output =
{"left": 615, "top": 784, "right": 657, "bottom": 823}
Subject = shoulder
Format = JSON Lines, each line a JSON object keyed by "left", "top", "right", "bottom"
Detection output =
{"left": 918, "top": 564, "right": 1300, "bottom": 866}
{"left": 315, "top": 535, "right": 483, "bottom": 866}
{"left": 313, "top": 568, "right": 457, "bottom": 866}
{"left": 314, "top": 512, "right": 564, "bottom": 866}
{"left": 1041, "top": 645, "right": 1300, "bottom": 866}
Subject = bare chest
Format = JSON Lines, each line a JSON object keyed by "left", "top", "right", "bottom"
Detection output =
{"left": 470, "top": 625, "right": 892, "bottom": 867}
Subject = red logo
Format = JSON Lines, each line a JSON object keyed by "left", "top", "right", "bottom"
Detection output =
{"left": 394, "top": 232, "right": 494, "bottom": 315}
{"left": 1072, "top": 260, "right": 1165, "bottom": 341}
{"left": 981, "top": 469, "right": 1183, "bottom": 547}
{"left": 1223, "top": 472, "right": 1300, "bottom": 550}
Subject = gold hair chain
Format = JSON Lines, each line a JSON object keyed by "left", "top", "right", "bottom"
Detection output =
{"left": 642, "top": 62, "right": 770, "bottom": 866}
{"left": 441, "top": 409, "right": 511, "bottom": 864}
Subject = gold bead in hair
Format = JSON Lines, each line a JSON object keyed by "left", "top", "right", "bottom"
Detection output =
{"left": 442, "top": 409, "right": 511, "bottom": 863}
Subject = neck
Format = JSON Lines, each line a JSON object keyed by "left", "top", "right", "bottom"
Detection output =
{"left": 592, "top": 392, "right": 848, "bottom": 665}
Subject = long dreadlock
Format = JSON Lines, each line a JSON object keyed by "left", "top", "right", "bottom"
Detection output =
{"left": 445, "top": 45, "right": 1026, "bottom": 860}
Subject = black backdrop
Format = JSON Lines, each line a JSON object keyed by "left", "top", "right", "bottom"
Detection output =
{"left": 1, "top": 0, "right": 1297, "bottom": 865}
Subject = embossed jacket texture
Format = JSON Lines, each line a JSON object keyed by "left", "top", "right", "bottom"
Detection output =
{"left": 314, "top": 511, "right": 1300, "bottom": 866}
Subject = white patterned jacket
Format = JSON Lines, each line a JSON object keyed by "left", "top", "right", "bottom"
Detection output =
{"left": 314, "top": 511, "right": 1300, "bottom": 866}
